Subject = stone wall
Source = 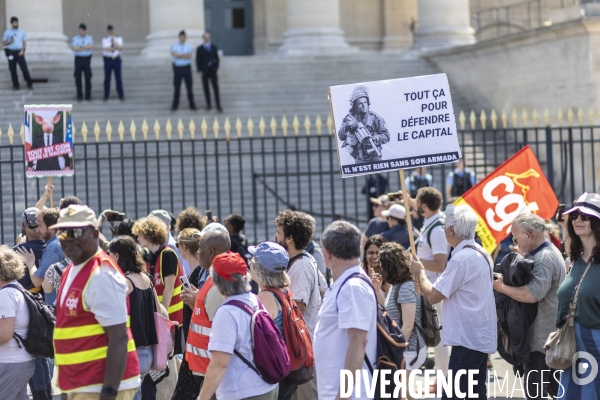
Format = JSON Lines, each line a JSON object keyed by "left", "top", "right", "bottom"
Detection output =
{"left": 425, "top": 16, "right": 599, "bottom": 113}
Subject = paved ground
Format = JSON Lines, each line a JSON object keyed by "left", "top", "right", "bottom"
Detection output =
{"left": 45, "top": 350, "right": 525, "bottom": 399}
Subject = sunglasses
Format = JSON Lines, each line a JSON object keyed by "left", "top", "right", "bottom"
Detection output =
{"left": 57, "top": 227, "right": 91, "bottom": 239}
{"left": 569, "top": 211, "right": 593, "bottom": 222}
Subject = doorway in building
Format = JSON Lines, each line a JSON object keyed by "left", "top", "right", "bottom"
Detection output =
{"left": 204, "top": 0, "right": 253, "bottom": 55}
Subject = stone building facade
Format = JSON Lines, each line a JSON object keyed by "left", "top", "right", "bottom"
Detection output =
{"left": 0, "top": 0, "right": 481, "bottom": 59}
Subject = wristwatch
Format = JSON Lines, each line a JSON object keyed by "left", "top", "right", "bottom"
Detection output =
{"left": 101, "top": 386, "right": 118, "bottom": 397}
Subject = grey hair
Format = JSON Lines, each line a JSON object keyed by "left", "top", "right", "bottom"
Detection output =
{"left": 321, "top": 221, "right": 361, "bottom": 260}
{"left": 445, "top": 204, "right": 478, "bottom": 240}
{"left": 251, "top": 257, "right": 290, "bottom": 289}
{"left": 512, "top": 213, "right": 553, "bottom": 233}
{"left": 211, "top": 268, "right": 252, "bottom": 297}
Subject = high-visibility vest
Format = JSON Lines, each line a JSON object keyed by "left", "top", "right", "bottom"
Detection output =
{"left": 150, "top": 247, "right": 184, "bottom": 323}
{"left": 186, "top": 276, "right": 214, "bottom": 375}
{"left": 54, "top": 251, "right": 140, "bottom": 393}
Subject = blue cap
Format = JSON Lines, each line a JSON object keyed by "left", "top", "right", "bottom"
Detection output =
{"left": 248, "top": 242, "right": 289, "bottom": 273}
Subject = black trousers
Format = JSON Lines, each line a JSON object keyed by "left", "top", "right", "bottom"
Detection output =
{"left": 172, "top": 65, "right": 195, "bottom": 109}
{"left": 201, "top": 71, "right": 221, "bottom": 109}
{"left": 523, "top": 351, "right": 559, "bottom": 399}
{"left": 6, "top": 49, "right": 32, "bottom": 89}
{"left": 74, "top": 56, "right": 92, "bottom": 100}
{"left": 103, "top": 56, "right": 123, "bottom": 99}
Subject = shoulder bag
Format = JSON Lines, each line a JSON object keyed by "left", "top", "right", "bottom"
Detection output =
{"left": 544, "top": 259, "right": 593, "bottom": 370}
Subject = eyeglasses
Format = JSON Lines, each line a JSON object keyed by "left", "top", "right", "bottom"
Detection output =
{"left": 512, "top": 233, "right": 527, "bottom": 245}
{"left": 569, "top": 211, "right": 593, "bottom": 222}
{"left": 57, "top": 227, "right": 91, "bottom": 240}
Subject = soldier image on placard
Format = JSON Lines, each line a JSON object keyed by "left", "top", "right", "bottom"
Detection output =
{"left": 337, "top": 85, "right": 390, "bottom": 164}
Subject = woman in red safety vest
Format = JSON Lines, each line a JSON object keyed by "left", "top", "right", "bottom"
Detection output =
{"left": 132, "top": 216, "right": 184, "bottom": 324}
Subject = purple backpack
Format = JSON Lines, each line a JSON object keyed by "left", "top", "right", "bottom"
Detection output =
{"left": 227, "top": 296, "right": 291, "bottom": 384}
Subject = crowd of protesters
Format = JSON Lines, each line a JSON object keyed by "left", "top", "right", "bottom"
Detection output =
{"left": 0, "top": 166, "right": 599, "bottom": 400}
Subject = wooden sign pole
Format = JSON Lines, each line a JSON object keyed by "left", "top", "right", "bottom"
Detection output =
{"left": 47, "top": 177, "right": 53, "bottom": 208}
{"left": 398, "top": 169, "right": 416, "bottom": 256}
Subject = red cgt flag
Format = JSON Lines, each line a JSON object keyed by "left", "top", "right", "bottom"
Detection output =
{"left": 455, "top": 145, "right": 559, "bottom": 253}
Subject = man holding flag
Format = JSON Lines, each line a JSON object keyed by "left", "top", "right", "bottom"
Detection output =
{"left": 452, "top": 145, "right": 564, "bottom": 399}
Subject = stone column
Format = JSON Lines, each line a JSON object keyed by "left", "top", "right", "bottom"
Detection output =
{"left": 5, "top": 0, "right": 71, "bottom": 61}
{"left": 278, "top": 0, "right": 356, "bottom": 56}
{"left": 382, "top": 0, "right": 418, "bottom": 52}
{"left": 413, "top": 0, "right": 475, "bottom": 50}
{"left": 141, "top": 0, "right": 204, "bottom": 59}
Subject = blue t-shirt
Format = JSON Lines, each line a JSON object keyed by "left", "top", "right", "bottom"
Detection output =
{"left": 13, "top": 239, "right": 46, "bottom": 290}
{"left": 72, "top": 34, "right": 94, "bottom": 56}
{"left": 364, "top": 217, "right": 389, "bottom": 238}
{"left": 3, "top": 28, "right": 26, "bottom": 50}
{"left": 381, "top": 225, "right": 413, "bottom": 250}
{"left": 171, "top": 42, "right": 193, "bottom": 66}
{"left": 35, "top": 236, "right": 65, "bottom": 304}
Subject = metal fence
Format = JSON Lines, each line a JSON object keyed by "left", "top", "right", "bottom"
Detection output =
{"left": 1, "top": 125, "right": 599, "bottom": 245}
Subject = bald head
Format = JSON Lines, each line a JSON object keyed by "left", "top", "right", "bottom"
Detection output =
{"left": 198, "top": 230, "right": 231, "bottom": 269}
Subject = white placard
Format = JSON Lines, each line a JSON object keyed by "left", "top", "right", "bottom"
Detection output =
{"left": 329, "top": 73, "right": 462, "bottom": 178}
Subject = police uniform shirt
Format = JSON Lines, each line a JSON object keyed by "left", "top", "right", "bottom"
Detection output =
{"left": 2, "top": 28, "right": 26, "bottom": 50}
{"left": 171, "top": 42, "right": 192, "bottom": 66}
{"left": 102, "top": 35, "right": 123, "bottom": 58}
{"left": 72, "top": 34, "right": 93, "bottom": 57}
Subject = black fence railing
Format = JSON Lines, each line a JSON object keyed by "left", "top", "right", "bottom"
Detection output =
{"left": 471, "top": 0, "right": 579, "bottom": 41}
{"left": 1, "top": 126, "right": 598, "bottom": 245}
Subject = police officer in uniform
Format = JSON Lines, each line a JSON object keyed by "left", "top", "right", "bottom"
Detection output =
{"left": 170, "top": 30, "right": 196, "bottom": 111}
{"left": 337, "top": 85, "right": 390, "bottom": 164}
{"left": 72, "top": 23, "right": 93, "bottom": 101}
{"left": 101, "top": 24, "right": 124, "bottom": 101}
{"left": 2, "top": 16, "right": 33, "bottom": 91}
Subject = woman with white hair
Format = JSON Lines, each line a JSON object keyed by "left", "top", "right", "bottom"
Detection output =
{"left": 199, "top": 251, "right": 279, "bottom": 400}
{"left": 409, "top": 204, "right": 497, "bottom": 399}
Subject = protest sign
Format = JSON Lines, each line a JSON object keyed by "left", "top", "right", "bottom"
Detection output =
{"left": 455, "top": 145, "right": 559, "bottom": 253}
{"left": 329, "top": 73, "right": 461, "bottom": 178}
{"left": 24, "top": 105, "right": 74, "bottom": 178}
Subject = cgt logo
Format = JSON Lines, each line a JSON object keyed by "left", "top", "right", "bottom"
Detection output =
{"left": 194, "top": 307, "right": 202, "bottom": 316}
{"left": 65, "top": 291, "right": 79, "bottom": 316}
{"left": 482, "top": 169, "right": 541, "bottom": 234}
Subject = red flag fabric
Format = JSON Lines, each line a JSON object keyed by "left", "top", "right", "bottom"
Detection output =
{"left": 455, "top": 145, "right": 559, "bottom": 253}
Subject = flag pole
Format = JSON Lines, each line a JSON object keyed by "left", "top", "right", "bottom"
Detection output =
{"left": 47, "top": 177, "right": 53, "bottom": 208}
{"left": 399, "top": 169, "right": 416, "bottom": 257}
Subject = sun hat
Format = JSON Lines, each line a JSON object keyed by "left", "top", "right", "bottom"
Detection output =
{"left": 49, "top": 205, "right": 97, "bottom": 229}
{"left": 248, "top": 242, "right": 288, "bottom": 273}
{"left": 563, "top": 192, "right": 600, "bottom": 221}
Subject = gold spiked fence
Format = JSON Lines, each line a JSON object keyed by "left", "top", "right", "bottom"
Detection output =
{"left": 1, "top": 107, "right": 599, "bottom": 144}
{"left": 1, "top": 115, "right": 335, "bottom": 145}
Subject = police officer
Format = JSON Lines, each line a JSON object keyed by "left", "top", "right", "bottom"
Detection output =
{"left": 2, "top": 16, "right": 33, "bottom": 91}
{"left": 337, "top": 85, "right": 390, "bottom": 164}
{"left": 72, "top": 23, "right": 93, "bottom": 101}
{"left": 170, "top": 30, "right": 196, "bottom": 111}
{"left": 102, "top": 24, "right": 124, "bottom": 101}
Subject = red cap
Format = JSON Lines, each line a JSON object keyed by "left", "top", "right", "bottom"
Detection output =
{"left": 212, "top": 251, "right": 248, "bottom": 281}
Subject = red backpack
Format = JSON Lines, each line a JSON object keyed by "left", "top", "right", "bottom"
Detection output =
{"left": 263, "top": 288, "right": 315, "bottom": 385}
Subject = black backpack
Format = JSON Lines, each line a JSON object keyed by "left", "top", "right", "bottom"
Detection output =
{"left": 451, "top": 171, "right": 474, "bottom": 196}
{"left": 337, "top": 273, "right": 407, "bottom": 399}
{"left": 2, "top": 283, "right": 56, "bottom": 358}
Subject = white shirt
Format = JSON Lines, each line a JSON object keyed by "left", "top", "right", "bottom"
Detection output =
{"left": 288, "top": 252, "right": 321, "bottom": 336}
{"left": 313, "top": 266, "right": 377, "bottom": 400}
{"left": 208, "top": 292, "right": 278, "bottom": 399}
{"left": 0, "top": 284, "right": 32, "bottom": 363}
{"left": 416, "top": 212, "right": 450, "bottom": 283}
{"left": 59, "top": 257, "right": 139, "bottom": 393}
{"left": 432, "top": 239, "right": 497, "bottom": 354}
{"left": 102, "top": 35, "right": 123, "bottom": 58}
